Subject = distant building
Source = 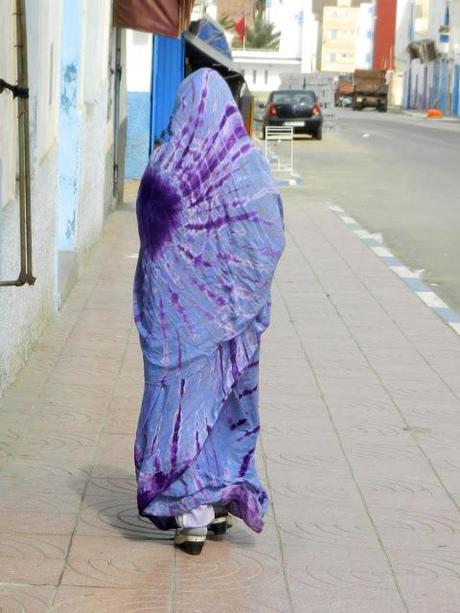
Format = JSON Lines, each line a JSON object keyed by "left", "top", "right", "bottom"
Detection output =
{"left": 215, "top": 0, "right": 254, "bottom": 28}
{"left": 321, "top": 0, "right": 360, "bottom": 73}
{"left": 231, "top": 0, "right": 319, "bottom": 96}
{"left": 392, "top": 0, "right": 459, "bottom": 114}
{"left": 356, "top": 3, "right": 375, "bottom": 68}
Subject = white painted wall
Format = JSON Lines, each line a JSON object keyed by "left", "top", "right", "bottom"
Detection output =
{"left": 233, "top": 50, "right": 302, "bottom": 93}
{"left": 266, "top": 0, "right": 317, "bottom": 71}
{"left": 126, "top": 29, "right": 153, "bottom": 92}
{"left": 77, "top": 0, "right": 114, "bottom": 254}
{"left": 233, "top": 0, "right": 318, "bottom": 94}
{"left": 0, "top": 0, "right": 62, "bottom": 395}
{"left": 0, "top": 0, "right": 126, "bottom": 397}
{"left": 0, "top": 1, "right": 17, "bottom": 212}
{"left": 355, "top": 2, "right": 374, "bottom": 68}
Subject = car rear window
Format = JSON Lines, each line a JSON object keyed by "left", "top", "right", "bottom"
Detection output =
{"left": 272, "top": 91, "right": 316, "bottom": 105}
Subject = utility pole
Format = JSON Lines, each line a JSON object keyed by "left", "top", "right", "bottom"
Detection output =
{"left": 407, "top": 0, "right": 415, "bottom": 109}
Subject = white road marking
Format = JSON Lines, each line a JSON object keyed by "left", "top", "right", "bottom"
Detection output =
{"left": 354, "top": 229, "right": 373, "bottom": 239}
{"left": 389, "top": 265, "right": 420, "bottom": 279}
{"left": 371, "top": 246, "right": 394, "bottom": 258}
{"left": 415, "top": 291, "right": 448, "bottom": 309}
{"left": 330, "top": 203, "right": 460, "bottom": 337}
{"left": 341, "top": 215, "right": 357, "bottom": 225}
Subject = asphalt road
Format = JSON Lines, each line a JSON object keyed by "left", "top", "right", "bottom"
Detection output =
{"left": 292, "top": 108, "right": 460, "bottom": 312}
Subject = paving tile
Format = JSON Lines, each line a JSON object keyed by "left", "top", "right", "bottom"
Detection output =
{"left": 0, "top": 455, "right": 91, "bottom": 491}
{"left": 61, "top": 535, "right": 173, "bottom": 588}
{"left": 174, "top": 542, "right": 289, "bottom": 612}
{"left": 39, "top": 381, "right": 112, "bottom": 414}
{"left": 13, "top": 431, "right": 99, "bottom": 462}
{"left": 75, "top": 497, "right": 159, "bottom": 539}
{"left": 390, "top": 549, "right": 460, "bottom": 613}
{"left": 283, "top": 544, "right": 401, "bottom": 603}
{"left": 0, "top": 510, "right": 77, "bottom": 536}
{"left": 0, "top": 585, "right": 56, "bottom": 612}
{"left": 0, "top": 484, "right": 83, "bottom": 515}
{"left": 53, "top": 586, "right": 169, "bottom": 612}
{"left": 0, "top": 533, "right": 68, "bottom": 585}
{"left": 2, "top": 193, "right": 460, "bottom": 613}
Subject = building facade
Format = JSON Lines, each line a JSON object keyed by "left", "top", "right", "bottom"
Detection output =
{"left": 321, "top": 0, "right": 360, "bottom": 73}
{"left": 356, "top": 2, "right": 375, "bottom": 68}
{"left": 392, "top": 0, "right": 460, "bottom": 114}
{"left": 232, "top": 0, "right": 319, "bottom": 95}
{"left": 373, "top": 0, "right": 397, "bottom": 69}
{"left": 0, "top": 0, "right": 127, "bottom": 397}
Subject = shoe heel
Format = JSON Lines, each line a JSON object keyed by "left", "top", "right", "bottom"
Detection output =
{"left": 209, "top": 521, "right": 227, "bottom": 536}
{"left": 182, "top": 540, "right": 205, "bottom": 555}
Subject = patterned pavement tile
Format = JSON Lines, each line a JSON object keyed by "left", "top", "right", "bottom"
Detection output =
{"left": 52, "top": 586, "right": 169, "bottom": 612}
{"left": 61, "top": 536, "right": 173, "bottom": 588}
{"left": 0, "top": 585, "right": 55, "bottom": 612}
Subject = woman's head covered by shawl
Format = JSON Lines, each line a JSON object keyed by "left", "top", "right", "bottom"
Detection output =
{"left": 135, "top": 68, "right": 284, "bottom": 378}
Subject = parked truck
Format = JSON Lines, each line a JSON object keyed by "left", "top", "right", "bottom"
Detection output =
{"left": 335, "top": 78, "right": 354, "bottom": 106}
{"left": 352, "top": 69, "right": 388, "bottom": 112}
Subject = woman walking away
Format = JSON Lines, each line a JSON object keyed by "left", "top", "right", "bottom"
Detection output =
{"left": 133, "top": 68, "right": 285, "bottom": 555}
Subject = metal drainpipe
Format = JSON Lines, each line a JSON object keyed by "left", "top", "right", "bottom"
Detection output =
{"left": 112, "top": 27, "right": 123, "bottom": 199}
{"left": 0, "top": 0, "right": 35, "bottom": 287}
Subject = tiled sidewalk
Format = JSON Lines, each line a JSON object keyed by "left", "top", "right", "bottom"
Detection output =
{"left": 1, "top": 185, "right": 460, "bottom": 612}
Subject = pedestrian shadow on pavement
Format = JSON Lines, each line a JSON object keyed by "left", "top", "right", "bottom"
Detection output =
{"left": 72, "top": 464, "right": 261, "bottom": 549}
{"left": 74, "top": 464, "right": 173, "bottom": 545}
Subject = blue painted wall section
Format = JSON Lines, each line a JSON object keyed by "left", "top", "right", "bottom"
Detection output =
{"left": 453, "top": 64, "right": 460, "bottom": 117}
{"left": 151, "top": 35, "right": 185, "bottom": 148}
{"left": 125, "top": 92, "right": 152, "bottom": 179}
{"left": 57, "top": 0, "right": 82, "bottom": 250}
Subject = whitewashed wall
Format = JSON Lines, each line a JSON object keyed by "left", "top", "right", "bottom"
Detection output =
{"left": 233, "top": 50, "right": 302, "bottom": 94}
{"left": 0, "top": 0, "right": 61, "bottom": 395}
{"left": 77, "top": 0, "right": 113, "bottom": 255}
{"left": 0, "top": 0, "right": 126, "bottom": 397}
{"left": 355, "top": 2, "right": 374, "bottom": 69}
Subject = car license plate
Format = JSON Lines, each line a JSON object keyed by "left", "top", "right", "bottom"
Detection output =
{"left": 284, "top": 121, "right": 304, "bottom": 127}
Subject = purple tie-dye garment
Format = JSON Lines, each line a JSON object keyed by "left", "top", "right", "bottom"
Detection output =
{"left": 133, "top": 68, "right": 284, "bottom": 532}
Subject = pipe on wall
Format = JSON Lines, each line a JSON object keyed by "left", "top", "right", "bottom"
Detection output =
{"left": 0, "top": 0, "right": 35, "bottom": 287}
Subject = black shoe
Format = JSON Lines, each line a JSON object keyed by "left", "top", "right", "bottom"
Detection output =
{"left": 208, "top": 506, "right": 233, "bottom": 536}
{"left": 174, "top": 527, "right": 207, "bottom": 555}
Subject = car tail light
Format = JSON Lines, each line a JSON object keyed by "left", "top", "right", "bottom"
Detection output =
{"left": 268, "top": 103, "right": 277, "bottom": 117}
{"left": 312, "top": 104, "right": 321, "bottom": 116}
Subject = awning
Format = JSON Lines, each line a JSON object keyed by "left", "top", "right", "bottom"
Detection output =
{"left": 113, "top": 0, "right": 194, "bottom": 38}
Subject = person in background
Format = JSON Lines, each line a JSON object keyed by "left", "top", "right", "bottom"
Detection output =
{"left": 133, "top": 68, "right": 285, "bottom": 555}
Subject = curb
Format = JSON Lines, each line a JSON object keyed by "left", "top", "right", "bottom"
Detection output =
{"left": 328, "top": 204, "right": 460, "bottom": 337}
{"left": 275, "top": 175, "right": 303, "bottom": 187}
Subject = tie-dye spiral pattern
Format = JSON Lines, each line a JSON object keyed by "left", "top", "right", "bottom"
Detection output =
{"left": 133, "top": 68, "right": 284, "bottom": 532}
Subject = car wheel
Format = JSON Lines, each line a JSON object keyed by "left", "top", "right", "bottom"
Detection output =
{"left": 312, "top": 128, "right": 322, "bottom": 141}
{"left": 261, "top": 125, "right": 266, "bottom": 140}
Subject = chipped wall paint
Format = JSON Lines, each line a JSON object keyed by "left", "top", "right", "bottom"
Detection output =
{"left": 57, "top": 0, "right": 82, "bottom": 251}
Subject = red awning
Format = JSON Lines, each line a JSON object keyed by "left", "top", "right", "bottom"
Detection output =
{"left": 114, "top": 0, "right": 194, "bottom": 38}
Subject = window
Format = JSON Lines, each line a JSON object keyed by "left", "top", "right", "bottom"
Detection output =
{"left": 330, "top": 29, "right": 337, "bottom": 39}
{"left": 330, "top": 53, "right": 337, "bottom": 62}
{"left": 264, "top": 69, "right": 269, "bottom": 84}
{"left": 253, "top": 69, "right": 257, "bottom": 84}
{"left": 272, "top": 91, "right": 316, "bottom": 105}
